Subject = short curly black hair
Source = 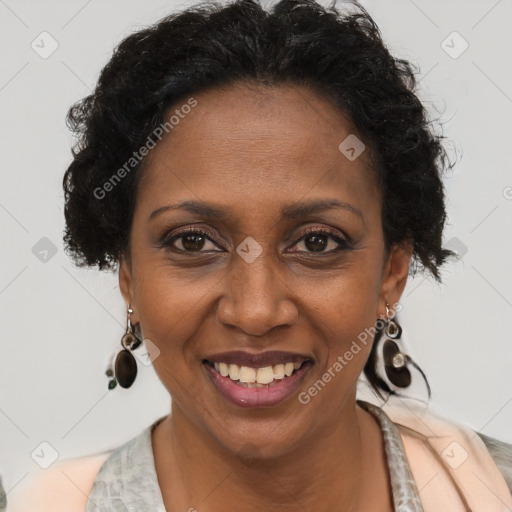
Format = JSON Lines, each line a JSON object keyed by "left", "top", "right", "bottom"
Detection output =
{"left": 63, "top": 0, "right": 456, "bottom": 282}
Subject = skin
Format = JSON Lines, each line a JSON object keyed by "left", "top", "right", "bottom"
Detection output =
{"left": 119, "top": 82, "right": 413, "bottom": 512}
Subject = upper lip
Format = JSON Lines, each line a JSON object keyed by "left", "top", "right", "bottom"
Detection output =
{"left": 204, "top": 350, "right": 312, "bottom": 368}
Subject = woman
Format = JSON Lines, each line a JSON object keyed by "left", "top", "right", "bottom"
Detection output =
{"left": 8, "top": 0, "right": 512, "bottom": 510}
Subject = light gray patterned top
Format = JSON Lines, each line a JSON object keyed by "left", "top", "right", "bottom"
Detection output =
{"left": 85, "top": 400, "right": 512, "bottom": 512}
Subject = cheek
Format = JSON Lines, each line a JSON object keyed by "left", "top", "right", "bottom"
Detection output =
{"left": 130, "top": 265, "right": 214, "bottom": 370}
{"left": 309, "top": 261, "right": 381, "bottom": 377}
{"left": 131, "top": 270, "right": 206, "bottom": 405}
{"left": 308, "top": 312, "right": 377, "bottom": 408}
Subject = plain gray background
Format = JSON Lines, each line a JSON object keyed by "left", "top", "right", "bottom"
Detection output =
{"left": 1, "top": 0, "right": 511, "bottom": 499}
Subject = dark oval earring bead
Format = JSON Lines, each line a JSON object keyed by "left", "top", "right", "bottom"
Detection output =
{"left": 115, "top": 349, "right": 138, "bottom": 388}
{"left": 386, "top": 366, "right": 412, "bottom": 388}
{"left": 383, "top": 339, "right": 411, "bottom": 388}
{"left": 108, "top": 379, "right": 117, "bottom": 390}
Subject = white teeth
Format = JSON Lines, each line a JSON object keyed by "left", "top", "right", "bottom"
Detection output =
{"left": 219, "top": 362, "right": 229, "bottom": 377}
{"left": 238, "top": 366, "right": 256, "bottom": 383}
{"left": 211, "top": 361, "right": 307, "bottom": 384}
{"left": 273, "top": 364, "right": 285, "bottom": 379}
{"left": 256, "top": 366, "right": 274, "bottom": 384}
{"left": 228, "top": 364, "right": 240, "bottom": 380}
{"left": 284, "top": 362, "right": 295, "bottom": 376}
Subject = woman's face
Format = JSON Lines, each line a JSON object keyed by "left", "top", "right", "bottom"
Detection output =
{"left": 120, "top": 83, "right": 412, "bottom": 457}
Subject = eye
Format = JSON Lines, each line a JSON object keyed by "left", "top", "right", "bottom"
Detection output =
{"left": 288, "top": 227, "right": 350, "bottom": 254}
{"left": 160, "top": 228, "right": 223, "bottom": 253}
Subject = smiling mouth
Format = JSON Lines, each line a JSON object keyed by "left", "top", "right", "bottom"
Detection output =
{"left": 203, "top": 360, "right": 311, "bottom": 388}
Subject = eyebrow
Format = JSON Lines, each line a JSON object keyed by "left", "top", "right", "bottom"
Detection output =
{"left": 148, "top": 199, "right": 365, "bottom": 224}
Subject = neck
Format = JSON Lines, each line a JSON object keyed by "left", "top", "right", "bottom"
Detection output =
{"left": 153, "top": 396, "right": 389, "bottom": 512}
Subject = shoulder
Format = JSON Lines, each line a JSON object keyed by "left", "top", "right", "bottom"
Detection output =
{"left": 476, "top": 432, "right": 512, "bottom": 493}
{"left": 7, "top": 451, "right": 112, "bottom": 512}
{"left": 381, "top": 399, "right": 512, "bottom": 495}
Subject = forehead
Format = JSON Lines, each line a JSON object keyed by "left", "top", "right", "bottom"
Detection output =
{"left": 136, "top": 83, "right": 379, "bottom": 223}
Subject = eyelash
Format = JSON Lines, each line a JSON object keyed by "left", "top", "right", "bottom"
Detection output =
{"left": 159, "top": 226, "right": 350, "bottom": 254}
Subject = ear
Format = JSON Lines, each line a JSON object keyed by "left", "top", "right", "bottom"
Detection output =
{"left": 119, "top": 255, "right": 139, "bottom": 324}
{"left": 377, "top": 241, "right": 414, "bottom": 318}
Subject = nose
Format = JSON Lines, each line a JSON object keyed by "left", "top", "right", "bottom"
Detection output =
{"left": 216, "top": 251, "right": 298, "bottom": 338}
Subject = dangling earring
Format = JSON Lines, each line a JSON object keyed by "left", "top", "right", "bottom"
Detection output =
{"left": 382, "top": 303, "right": 411, "bottom": 388}
{"left": 107, "top": 306, "right": 142, "bottom": 389}
{"left": 382, "top": 303, "right": 431, "bottom": 397}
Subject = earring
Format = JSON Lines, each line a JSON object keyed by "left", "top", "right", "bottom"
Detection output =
{"left": 382, "top": 303, "right": 411, "bottom": 388}
{"left": 107, "top": 306, "right": 142, "bottom": 389}
{"left": 381, "top": 303, "right": 431, "bottom": 397}
{"left": 383, "top": 339, "right": 410, "bottom": 385}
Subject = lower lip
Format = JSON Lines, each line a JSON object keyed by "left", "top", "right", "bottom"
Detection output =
{"left": 204, "top": 362, "right": 312, "bottom": 408}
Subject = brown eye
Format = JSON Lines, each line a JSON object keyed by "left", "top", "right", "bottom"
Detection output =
{"left": 180, "top": 232, "right": 207, "bottom": 251}
{"left": 290, "top": 228, "right": 349, "bottom": 254}
{"left": 161, "top": 228, "right": 223, "bottom": 253}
